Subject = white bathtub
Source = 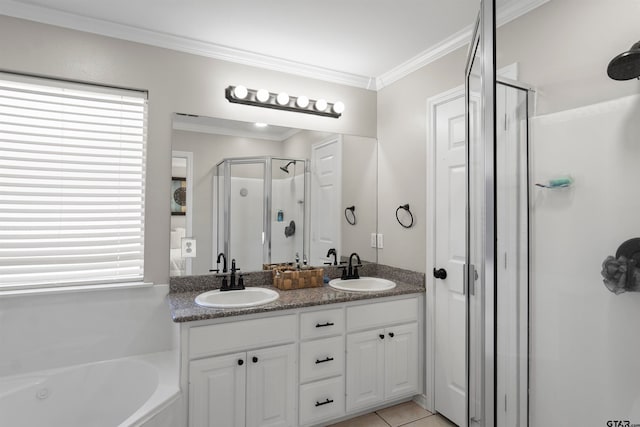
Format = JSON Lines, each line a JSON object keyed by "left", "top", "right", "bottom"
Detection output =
{"left": 0, "top": 351, "right": 181, "bottom": 427}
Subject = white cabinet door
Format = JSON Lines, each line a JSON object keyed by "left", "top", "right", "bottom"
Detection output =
{"left": 346, "top": 328, "right": 385, "bottom": 412}
{"left": 246, "top": 344, "right": 296, "bottom": 427}
{"left": 385, "top": 322, "right": 419, "bottom": 399}
{"left": 189, "top": 352, "right": 246, "bottom": 427}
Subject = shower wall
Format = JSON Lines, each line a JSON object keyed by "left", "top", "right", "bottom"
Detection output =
{"left": 227, "top": 176, "right": 264, "bottom": 271}
{"left": 271, "top": 174, "right": 305, "bottom": 264}
{"left": 494, "top": 0, "right": 640, "bottom": 424}
{"left": 529, "top": 94, "right": 640, "bottom": 425}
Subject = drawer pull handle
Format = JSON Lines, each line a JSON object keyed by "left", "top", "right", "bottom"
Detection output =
{"left": 316, "top": 322, "right": 335, "bottom": 328}
{"left": 379, "top": 334, "right": 385, "bottom": 339}
{"left": 315, "top": 357, "right": 334, "bottom": 364}
{"left": 388, "top": 332, "right": 395, "bottom": 338}
{"left": 237, "top": 359, "right": 244, "bottom": 366}
{"left": 252, "top": 356, "right": 258, "bottom": 363}
{"left": 315, "top": 398, "right": 334, "bottom": 407}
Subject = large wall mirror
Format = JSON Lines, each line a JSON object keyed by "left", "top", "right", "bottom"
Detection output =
{"left": 169, "top": 114, "right": 378, "bottom": 276}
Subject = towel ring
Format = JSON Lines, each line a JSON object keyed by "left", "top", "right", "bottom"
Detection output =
{"left": 344, "top": 206, "right": 356, "bottom": 225}
{"left": 396, "top": 204, "right": 414, "bottom": 229}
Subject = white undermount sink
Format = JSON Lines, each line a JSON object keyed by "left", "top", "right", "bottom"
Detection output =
{"left": 328, "top": 277, "right": 396, "bottom": 292}
{"left": 195, "top": 287, "right": 279, "bottom": 308}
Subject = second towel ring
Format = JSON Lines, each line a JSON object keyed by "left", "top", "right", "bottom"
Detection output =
{"left": 344, "top": 206, "right": 356, "bottom": 225}
{"left": 396, "top": 204, "right": 414, "bottom": 229}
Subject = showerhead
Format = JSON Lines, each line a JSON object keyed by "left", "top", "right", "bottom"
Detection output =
{"left": 279, "top": 160, "right": 296, "bottom": 174}
{"left": 607, "top": 41, "right": 640, "bottom": 81}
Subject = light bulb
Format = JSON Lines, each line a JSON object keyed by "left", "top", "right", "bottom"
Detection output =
{"left": 276, "top": 92, "right": 290, "bottom": 105}
{"left": 256, "top": 89, "right": 270, "bottom": 103}
{"left": 232, "top": 85, "right": 248, "bottom": 99}
{"left": 332, "top": 101, "right": 345, "bottom": 114}
{"left": 315, "top": 98, "right": 327, "bottom": 112}
{"left": 296, "top": 95, "right": 309, "bottom": 108}
{"left": 255, "top": 122, "right": 268, "bottom": 128}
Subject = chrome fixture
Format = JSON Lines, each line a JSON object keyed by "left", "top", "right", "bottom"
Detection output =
{"left": 225, "top": 85, "right": 345, "bottom": 118}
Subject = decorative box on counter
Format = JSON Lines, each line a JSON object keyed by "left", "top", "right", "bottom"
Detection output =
{"left": 269, "top": 266, "right": 324, "bottom": 290}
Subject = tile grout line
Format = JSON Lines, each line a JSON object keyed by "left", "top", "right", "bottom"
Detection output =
{"left": 374, "top": 412, "right": 393, "bottom": 426}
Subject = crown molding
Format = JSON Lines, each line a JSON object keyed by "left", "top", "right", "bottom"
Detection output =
{"left": 0, "top": 0, "right": 549, "bottom": 92}
{"left": 375, "top": 0, "right": 551, "bottom": 90}
{"left": 0, "top": 0, "right": 375, "bottom": 90}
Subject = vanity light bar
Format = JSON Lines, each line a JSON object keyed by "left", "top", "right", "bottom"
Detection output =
{"left": 225, "top": 85, "right": 344, "bottom": 118}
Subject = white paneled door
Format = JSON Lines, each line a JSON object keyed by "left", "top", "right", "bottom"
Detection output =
{"left": 310, "top": 136, "right": 342, "bottom": 265}
{"left": 433, "top": 92, "right": 467, "bottom": 427}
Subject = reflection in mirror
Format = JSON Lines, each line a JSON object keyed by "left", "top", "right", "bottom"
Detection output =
{"left": 170, "top": 114, "right": 377, "bottom": 276}
{"left": 214, "top": 156, "right": 306, "bottom": 272}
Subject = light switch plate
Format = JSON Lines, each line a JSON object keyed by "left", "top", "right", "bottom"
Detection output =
{"left": 370, "top": 233, "right": 377, "bottom": 248}
{"left": 182, "top": 238, "right": 197, "bottom": 258}
{"left": 376, "top": 233, "right": 384, "bottom": 249}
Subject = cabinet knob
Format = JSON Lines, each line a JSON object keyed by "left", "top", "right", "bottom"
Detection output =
{"left": 379, "top": 334, "right": 385, "bottom": 340}
{"left": 252, "top": 356, "right": 258, "bottom": 363}
{"left": 237, "top": 359, "right": 244, "bottom": 366}
{"left": 388, "top": 332, "right": 395, "bottom": 338}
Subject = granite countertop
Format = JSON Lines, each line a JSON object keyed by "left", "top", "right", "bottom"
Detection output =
{"left": 167, "top": 280, "right": 424, "bottom": 323}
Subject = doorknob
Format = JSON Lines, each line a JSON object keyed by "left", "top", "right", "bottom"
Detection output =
{"left": 433, "top": 268, "right": 447, "bottom": 280}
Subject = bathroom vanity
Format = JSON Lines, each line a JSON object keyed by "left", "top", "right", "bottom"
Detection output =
{"left": 167, "top": 271, "right": 425, "bottom": 427}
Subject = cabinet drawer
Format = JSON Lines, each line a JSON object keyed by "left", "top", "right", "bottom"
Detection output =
{"left": 299, "top": 376, "right": 345, "bottom": 426}
{"left": 347, "top": 297, "right": 418, "bottom": 332}
{"left": 300, "top": 336, "right": 344, "bottom": 383}
{"left": 189, "top": 314, "right": 296, "bottom": 359}
{"left": 300, "top": 308, "right": 344, "bottom": 340}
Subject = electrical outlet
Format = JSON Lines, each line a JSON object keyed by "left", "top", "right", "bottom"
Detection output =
{"left": 182, "top": 238, "right": 197, "bottom": 258}
{"left": 370, "top": 233, "right": 377, "bottom": 248}
{"left": 376, "top": 233, "right": 384, "bottom": 249}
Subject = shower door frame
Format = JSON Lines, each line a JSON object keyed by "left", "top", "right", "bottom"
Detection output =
{"left": 217, "top": 157, "right": 271, "bottom": 267}
{"left": 466, "top": 1, "right": 533, "bottom": 425}
{"left": 215, "top": 156, "right": 308, "bottom": 268}
{"left": 465, "top": 0, "right": 496, "bottom": 426}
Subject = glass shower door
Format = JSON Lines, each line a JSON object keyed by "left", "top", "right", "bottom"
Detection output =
{"left": 465, "top": 1, "right": 496, "bottom": 426}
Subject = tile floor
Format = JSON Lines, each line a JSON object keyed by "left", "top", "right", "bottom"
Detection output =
{"left": 327, "top": 401, "right": 457, "bottom": 427}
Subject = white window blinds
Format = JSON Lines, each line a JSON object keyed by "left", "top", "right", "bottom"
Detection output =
{"left": 0, "top": 73, "right": 148, "bottom": 290}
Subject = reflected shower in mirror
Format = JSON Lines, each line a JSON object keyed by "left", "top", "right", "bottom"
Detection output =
{"left": 170, "top": 114, "right": 377, "bottom": 276}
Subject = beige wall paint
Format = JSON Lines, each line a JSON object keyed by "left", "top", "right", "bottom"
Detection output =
{"left": 171, "top": 131, "right": 284, "bottom": 274}
{"left": 0, "top": 15, "right": 376, "bottom": 284}
{"left": 341, "top": 135, "right": 378, "bottom": 263}
{"left": 377, "top": 48, "right": 467, "bottom": 272}
{"left": 497, "top": 0, "right": 640, "bottom": 115}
